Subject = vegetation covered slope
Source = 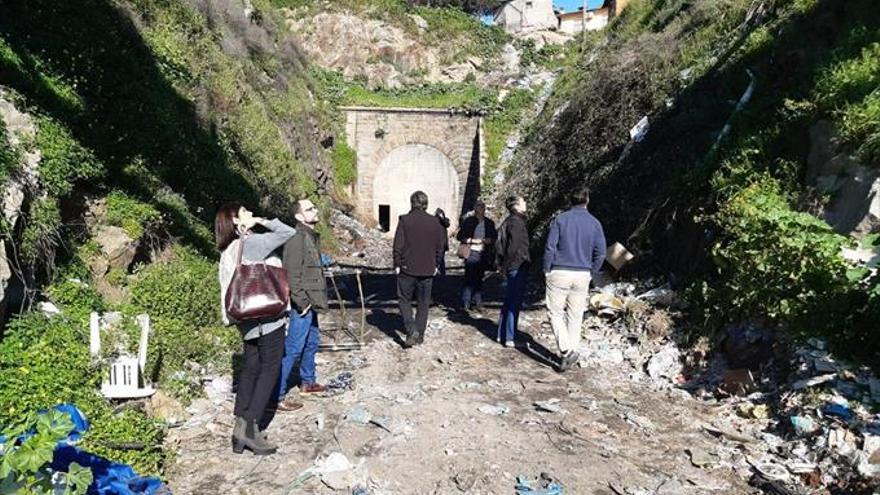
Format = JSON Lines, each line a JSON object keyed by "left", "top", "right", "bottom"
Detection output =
{"left": 507, "top": 0, "right": 880, "bottom": 365}
{"left": 0, "top": 0, "right": 341, "bottom": 478}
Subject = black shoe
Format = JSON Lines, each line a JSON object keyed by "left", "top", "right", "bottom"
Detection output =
{"left": 557, "top": 351, "right": 579, "bottom": 373}
{"left": 402, "top": 334, "right": 417, "bottom": 348}
{"left": 416, "top": 332, "right": 425, "bottom": 345}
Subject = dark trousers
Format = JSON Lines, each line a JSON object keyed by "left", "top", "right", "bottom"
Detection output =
{"left": 498, "top": 266, "right": 528, "bottom": 343}
{"left": 398, "top": 273, "right": 433, "bottom": 341}
{"left": 462, "top": 259, "right": 486, "bottom": 308}
{"left": 234, "top": 328, "right": 284, "bottom": 421}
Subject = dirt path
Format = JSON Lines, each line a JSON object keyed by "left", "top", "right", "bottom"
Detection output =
{"left": 165, "top": 269, "right": 751, "bottom": 494}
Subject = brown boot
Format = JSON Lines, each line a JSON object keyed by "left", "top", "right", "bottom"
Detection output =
{"left": 276, "top": 397, "right": 304, "bottom": 412}
{"left": 300, "top": 383, "right": 326, "bottom": 395}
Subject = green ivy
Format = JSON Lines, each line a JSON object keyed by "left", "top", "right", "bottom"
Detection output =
{"left": 0, "top": 312, "right": 102, "bottom": 427}
{"left": 33, "top": 117, "right": 104, "bottom": 198}
{"left": 331, "top": 137, "right": 357, "bottom": 186}
{"left": 105, "top": 191, "right": 161, "bottom": 240}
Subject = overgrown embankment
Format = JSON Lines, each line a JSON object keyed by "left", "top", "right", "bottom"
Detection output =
{"left": 507, "top": 0, "right": 880, "bottom": 365}
{"left": 0, "top": 0, "right": 343, "bottom": 480}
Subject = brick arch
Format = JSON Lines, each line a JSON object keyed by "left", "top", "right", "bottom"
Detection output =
{"left": 342, "top": 107, "right": 483, "bottom": 233}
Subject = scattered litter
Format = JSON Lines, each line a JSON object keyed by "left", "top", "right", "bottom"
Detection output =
{"left": 590, "top": 293, "right": 625, "bottom": 316}
{"left": 722, "top": 368, "right": 756, "bottom": 395}
{"left": 792, "top": 373, "right": 836, "bottom": 391}
{"left": 635, "top": 287, "right": 678, "bottom": 307}
{"left": 534, "top": 398, "right": 562, "bottom": 413}
{"left": 478, "top": 403, "right": 509, "bottom": 416}
{"left": 345, "top": 406, "right": 371, "bottom": 425}
{"left": 515, "top": 473, "right": 563, "bottom": 495}
{"left": 629, "top": 115, "right": 649, "bottom": 143}
{"left": 688, "top": 447, "right": 721, "bottom": 468}
{"left": 789, "top": 416, "right": 817, "bottom": 436}
{"left": 605, "top": 242, "right": 634, "bottom": 271}
{"left": 822, "top": 401, "right": 853, "bottom": 420}
{"left": 750, "top": 459, "right": 790, "bottom": 482}
{"left": 326, "top": 372, "right": 356, "bottom": 394}
{"left": 646, "top": 345, "right": 681, "bottom": 382}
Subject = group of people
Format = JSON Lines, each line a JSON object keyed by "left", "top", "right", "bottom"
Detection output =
{"left": 214, "top": 186, "right": 605, "bottom": 456}
{"left": 393, "top": 189, "right": 605, "bottom": 367}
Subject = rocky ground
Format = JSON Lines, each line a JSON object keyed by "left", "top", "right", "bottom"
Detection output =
{"left": 165, "top": 293, "right": 748, "bottom": 493}
{"left": 163, "top": 219, "right": 880, "bottom": 495}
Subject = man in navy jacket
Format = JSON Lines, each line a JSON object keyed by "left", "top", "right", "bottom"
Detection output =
{"left": 543, "top": 187, "right": 606, "bottom": 372}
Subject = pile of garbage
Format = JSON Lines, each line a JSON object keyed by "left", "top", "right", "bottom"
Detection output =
{"left": 574, "top": 279, "right": 880, "bottom": 493}
{"left": 573, "top": 280, "right": 686, "bottom": 387}
{"left": 696, "top": 336, "right": 880, "bottom": 494}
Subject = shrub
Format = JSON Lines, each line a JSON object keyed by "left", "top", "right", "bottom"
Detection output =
{"left": 707, "top": 178, "right": 853, "bottom": 326}
{"left": 105, "top": 191, "right": 162, "bottom": 240}
{"left": 331, "top": 137, "right": 357, "bottom": 186}
{"left": 20, "top": 197, "right": 61, "bottom": 265}
{"left": 80, "top": 406, "right": 167, "bottom": 476}
{"left": 34, "top": 117, "right": 104, "bottom": 198}
{"left": 0, "top": 117, "right": 19, "bottom": 184}
{"left": 0, "top": 312, "right": 103, "bottom": 426}
{"left": 130, "top": 247, "right": 237, "bottom": 400}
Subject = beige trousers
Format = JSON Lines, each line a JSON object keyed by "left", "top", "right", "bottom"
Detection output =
{"left": 546, "top": 269, "right": 592, "bottom": 354}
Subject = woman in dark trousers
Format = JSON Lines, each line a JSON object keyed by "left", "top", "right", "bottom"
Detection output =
{"left": 495, "top": 195, "right": 530, "bottom": 347}
{"left": 456, "top": 200, "right": 496, "bottom": 312}
{"left": 216, "top": 202, "right": 295, "bottom": 455}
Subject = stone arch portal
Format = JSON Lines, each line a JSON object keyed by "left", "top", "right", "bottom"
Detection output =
{"left": 342, "top": 106, "right": 484, "bottom": 236}
{"left": 373, "top": 144, "right": 459, "bottom": 234}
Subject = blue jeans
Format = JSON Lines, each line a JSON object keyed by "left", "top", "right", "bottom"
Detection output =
{"left": 276, "top": 308, "right": 320, "bottom": 400}
{"left": 498, "top": 267, "right": 527, "bottom": 343}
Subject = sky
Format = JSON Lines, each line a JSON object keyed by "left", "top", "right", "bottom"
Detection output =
{"left": 554, "top": 0, "right": 606, "bottom": 11}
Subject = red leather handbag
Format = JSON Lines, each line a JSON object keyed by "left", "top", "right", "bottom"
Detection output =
{"left": 224, "top": 235, "right": 290, "bottom": 321}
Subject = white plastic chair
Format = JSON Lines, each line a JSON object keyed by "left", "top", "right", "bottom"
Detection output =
{"left": 90, "top": 312, "right": 156, "bottom": 399}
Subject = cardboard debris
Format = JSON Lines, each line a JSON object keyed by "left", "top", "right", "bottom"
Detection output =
{"left": 792, "top": 373, "right": 836, "bottom": 390}
{"left": 722, "top": 368, "right": 756, "bottom": 395}
{"left": 590, "top": 293, "right": 626, "bottom": 316}
{"left": 605, "top": 242, "right": 634, "bottom": 271}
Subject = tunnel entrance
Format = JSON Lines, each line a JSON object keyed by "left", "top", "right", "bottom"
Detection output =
{"left": 372, "top": 144, "right": 459, "bottom": 234}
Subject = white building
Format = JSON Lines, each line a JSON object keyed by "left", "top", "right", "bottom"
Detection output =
{"left": 494, "top": 0, "right": 559, "bottom": 34}
{"left": 555, "top": 0, "right": 629, "bottom": 35}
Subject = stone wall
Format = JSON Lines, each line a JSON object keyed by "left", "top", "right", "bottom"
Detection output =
{"left": 343, "top": 107, "right": 482, "bottom": 233}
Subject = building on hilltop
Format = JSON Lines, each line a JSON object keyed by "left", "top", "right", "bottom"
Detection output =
{"left": 493, "top": 0, "right": 559, "bottom": 34}
{"left": 555, "top": 0, "right": 629, "bottom": 35}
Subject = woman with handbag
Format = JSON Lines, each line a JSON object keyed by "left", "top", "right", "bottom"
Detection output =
{"left": 216, "top": 202, "right": 295, "bottom": 455}
{"left": 455, "top": 200, "right": 496, "bottom": 313}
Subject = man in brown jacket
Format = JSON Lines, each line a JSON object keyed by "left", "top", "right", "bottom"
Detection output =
{"left": 393, "top": 191, "right": 446, "bottom": 348}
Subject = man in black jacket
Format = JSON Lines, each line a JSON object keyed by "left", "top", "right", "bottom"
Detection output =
{"left": 276, "top": 199, "right": 328, "bottom": 412}
{"left": 456, "top": 200, "right": 496, "bottom": 313}
{"left": 393, "top": 191, "right": 446, "bottom": 348}
{"left": 495, "top": 195, "right": 530, "bottom": 347}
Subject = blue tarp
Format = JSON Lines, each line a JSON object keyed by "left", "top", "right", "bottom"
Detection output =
{"left": 12, "top": 404, "right": 170, "bottom": 495}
